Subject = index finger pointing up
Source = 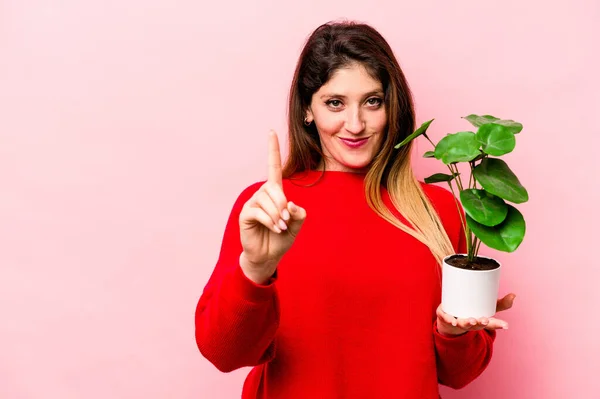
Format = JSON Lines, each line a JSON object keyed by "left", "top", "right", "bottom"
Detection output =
{"left": 268, "top": 130, "right": 283, "bottom": 186}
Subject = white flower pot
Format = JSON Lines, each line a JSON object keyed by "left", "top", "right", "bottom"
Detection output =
{"left": 441, "top": 254, "right": 501, "bottom": 319}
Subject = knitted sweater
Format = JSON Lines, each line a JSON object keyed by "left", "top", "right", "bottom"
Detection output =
{"left": 196, "top": 170, "right": 495, "bottom": 398}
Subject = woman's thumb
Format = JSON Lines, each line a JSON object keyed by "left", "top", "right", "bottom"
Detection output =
{"left": 287, "top": 201, "right": 306, "bottom": 231}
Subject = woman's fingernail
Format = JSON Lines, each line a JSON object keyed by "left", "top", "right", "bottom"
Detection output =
{"left": 282, "top": 209, "right": 290, "bottom": 221}
{"left": 274, "top": 225, "right": 282, "bottom": 234}
{"left": 503, "top": 324, "right": 509, "bottom": 329}
{"left": 288, "top": 202, "right": 297, "bottom": 212}
{"left": 278, "top": 219, "right": 287, "bottom": 230}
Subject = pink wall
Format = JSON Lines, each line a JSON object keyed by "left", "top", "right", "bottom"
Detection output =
{"left": 1, "top": 1, "right": 598, "bottom": 398}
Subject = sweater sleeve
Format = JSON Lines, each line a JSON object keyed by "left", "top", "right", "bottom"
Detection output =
{"left": 195, "top": 182, "right": 280, "bottom": 373}
{"left": 434, "top": 198, "right": 496, "bottom": 389}
{"left": 434, "top": 323, "right": 496, "bottom": 389}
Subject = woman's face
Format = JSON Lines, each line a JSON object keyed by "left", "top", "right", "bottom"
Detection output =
{"left": 306, "top": 63, "right": 387, "bottom": 172}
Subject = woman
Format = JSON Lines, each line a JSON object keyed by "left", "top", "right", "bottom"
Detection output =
{"left": 195, "top": 21, "right": 515, "bottom": 398}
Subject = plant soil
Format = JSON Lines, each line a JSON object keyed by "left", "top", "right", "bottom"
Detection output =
{"left": 446, "top": 254, "right": 500, "bottom": 271}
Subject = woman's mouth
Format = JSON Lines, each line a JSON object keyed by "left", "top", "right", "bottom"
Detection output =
{"left": 339, "top": 137, "right": 369, "bottom": 149}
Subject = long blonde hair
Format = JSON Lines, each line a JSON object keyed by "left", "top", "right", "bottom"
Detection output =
{"left": 283, "top": 21, "right": 455, "bottom": 264}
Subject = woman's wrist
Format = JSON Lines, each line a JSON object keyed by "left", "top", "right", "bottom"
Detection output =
{"left": 239, "top": 252, "right": 278, "bottom": 285}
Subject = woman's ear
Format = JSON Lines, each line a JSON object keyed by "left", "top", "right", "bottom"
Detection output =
{"left": 304, "top": 108, "right": 314, "bottom": 124}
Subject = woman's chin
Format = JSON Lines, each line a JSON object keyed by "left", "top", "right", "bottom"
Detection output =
{"left": 323, "top": 153, "right": 374, "bottom": 172}
{"left": 338, "top": 158, "right": 372, "bottom": 172}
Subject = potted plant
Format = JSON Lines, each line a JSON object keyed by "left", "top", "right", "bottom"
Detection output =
{"left": 395, "top": 114, "right": 528, "bottom": 318}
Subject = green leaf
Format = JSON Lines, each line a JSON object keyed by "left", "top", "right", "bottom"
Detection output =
{"left": 463, "top": 114, "right": 500, "bottom": 127}
{"left": 463, "top": 114, "right": 523, "bottom": 134}
{"left": 424, "top": 173, "right": 457, "bottom": 184}
{"left": 423, "top": 151, "right": 435, "bottom": 158}
{"left": 434, "top": 131, "right": 481, "bottom": 164}
{"left": 467, "top": 205, "right": 526, "bottom": 252}
{"left": 395, "top": 119, "right": 434, "bottom": 149}
{"left": 494, "top": 119, "right": 523, "bottom": 134}
{"left": 460, "top": 189, "right": 508, "bottom": 227}
{"left": 473, "top": 158, "right": 529, "bottom": 203}
{"left": 477, "top": 123, "right": 516, "bottom": 156}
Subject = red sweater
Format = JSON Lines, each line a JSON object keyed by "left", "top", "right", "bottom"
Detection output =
{"left": 196, "top": 170, "right": 495, "bottom": 398}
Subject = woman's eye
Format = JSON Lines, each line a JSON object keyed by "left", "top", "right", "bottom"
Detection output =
{"left": 326, "top": 99, "right": 342, "bottom": 108}
{"left": 366, "top": 97, "right": 383, "bottom": 106}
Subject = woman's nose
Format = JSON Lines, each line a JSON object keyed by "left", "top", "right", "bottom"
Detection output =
{"left": 345, "top": 109, "right": 365, "bottom": 134}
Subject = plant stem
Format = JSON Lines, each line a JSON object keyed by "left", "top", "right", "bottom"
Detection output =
{"left": 450, "top": 164, "right": 465, "bottom": 192}
{"left": 464, "top": 224, "right": 475, "bottom": 262}
{"left": 428, "top": 137, "right": 474, "bottom": 262}
{"left": 424, "top": 135, "right": 437, "bottom": 148}
{"left": 468, "top": 162, "right": 474, "bottom": 189}
{"left": 468, "top": 162, "right": 478, "bottom": 261}
{"left": 448, "top": 163, "right": 477, "bottom": 262}
{"left": 447, "top": 179, "right": 471, "bottom": 259}
{"left": 474, "top": 239, "right": 481, "bottom": 259}
{"left": 470, "top": 161, "right": 480, "bottom": 190}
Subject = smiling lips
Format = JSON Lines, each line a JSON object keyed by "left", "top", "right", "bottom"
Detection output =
{"left": 339, "top": 137, "right": 369, "bottom": 149}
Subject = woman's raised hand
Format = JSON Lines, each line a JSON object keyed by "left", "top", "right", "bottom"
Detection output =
{"left": 238, "top": 130, "right": 307, "bottom": 284}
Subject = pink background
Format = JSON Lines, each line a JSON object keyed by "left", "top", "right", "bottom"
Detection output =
{"left": 1, "top": 1, "right": 599, "bottom": 398}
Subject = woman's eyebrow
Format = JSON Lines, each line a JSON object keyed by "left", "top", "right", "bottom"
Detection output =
{"left": 320, "top": 90, "right": 384, "bottom": 99}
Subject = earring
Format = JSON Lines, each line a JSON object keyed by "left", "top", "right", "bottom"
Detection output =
{"left": 304, "top": 118, "right": 311, "bottom": 126}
